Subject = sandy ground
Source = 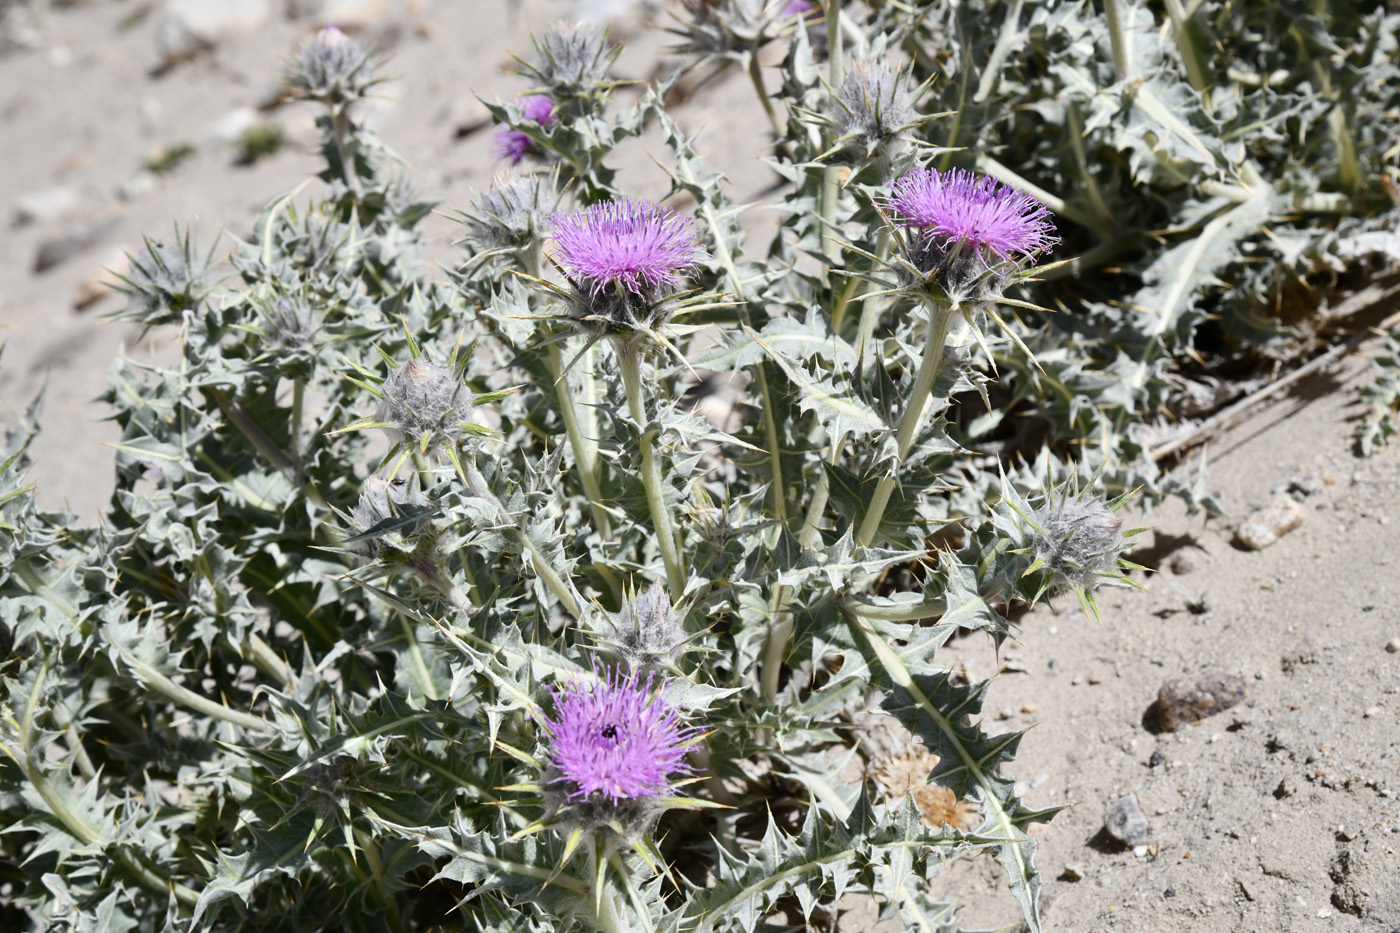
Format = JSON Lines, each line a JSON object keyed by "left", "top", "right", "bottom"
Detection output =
{"left": 2, "top": 2, "right": 1397, "bottom": 931}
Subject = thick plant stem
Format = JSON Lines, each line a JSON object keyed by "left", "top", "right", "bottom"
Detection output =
{"left": 617, "top": 346, "right": 686, "bottom": 595}
{"left": 1103, "top": 0, "right": 1131, "bottom": 82}
{"left": 854, "top": 228, "right": 893, "bottom": 366}
{"left": 462, "top": 459, "right": 584, "bottom": 619}
{"left": 746, "top": 49, "right": 786, "bottom": 140}
{"left": 547, "top": 341, "right": 614, "bottom": 543}
{"left": 331, "top": 103, "right": 361, "bottom": 197}
{"left": 855, "top": 306, "right": 954, "bottom": 547}
{"left": 673, "top": 155, "right": 787, "bottom": 522}
{"left": 289, "top": 377, "right": 305, "bottom": 467}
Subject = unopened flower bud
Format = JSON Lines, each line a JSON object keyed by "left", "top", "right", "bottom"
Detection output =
{"left": 834, "top": 61, "right": 913, "bottom": 162}
{"left": 116, "top": 231, "right": 216, "bottom": 322}
{"left": 286, "top": 25, "right": 376, "bottom": 104}
{"left": 463, "top": 170, "right": 562, "bottom": 256}
{"left": 492, "top": 94, "right": 557, "bottom": 164}
{"left": 520, "top": 21, "right": 617, "bottom": 106}
{"left": 1029, "top": 496, "right": 1127, "bottom": 590}
{"left": 346, "top": 475, "right": 430, "bottom": 561}
{"left": 596, "top": 581, "right": 689, "bottom": 672}
{"left": 374, "top": 358, "right": 473, "bottom": 453}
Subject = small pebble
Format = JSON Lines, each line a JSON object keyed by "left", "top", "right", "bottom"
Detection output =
{"left": 1104, "top": 796, "right": 1151, "bottom": 846}
{"left": 1364, "top": 706, "right": 1381, "bottom": 718}
{"left": 1337, "top": 824, "right": 1359, "bottom": 841}
{"left": 1021, "top": 703, "right": 1037, "bottom": 714}
{"left": 1267, "top": 732, "right": 1291, "bottom": 752}
{"left": 1148, "top": 749, "right": 1167, "bottom": 768}
{"left": 1386, "top": 638, "right": 1400, "bottom": 654}
{"left": 1059, "top": 864, "right": 1084, "bottom": 882}
{"left": 1273, "top": 778, "right": 1297, "bottom": 799}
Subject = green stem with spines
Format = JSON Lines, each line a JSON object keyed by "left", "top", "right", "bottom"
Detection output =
{"left": 461, "top": 458, "right": 584, "bottom": 619}
{"left": 856, "top": 305, "right": 954, "bottom": 547}
{"left": 617, "top": 344, "right": 686, "bottom": 595}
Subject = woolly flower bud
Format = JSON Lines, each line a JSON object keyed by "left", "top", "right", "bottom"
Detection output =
{"left": 549, "top": 198, "right": 705, "bottom": 340}
{"left": 835, "top": 60, "right": 913, "bottom": 156}
{"left": 287, "top": 25, "right": 375, "bottom": 104}
{"left": 523, "top": 21, "right": 616, "bottom": 99}
{"left": 116, "top": 232, "right": 215, "bottom": 322}
{"left": 1028, "top": 496, "right": 1127, "bottom": 591}
{"left": 463, "top": 170, "right": 562, "bottom": 254}
{"left": 346, "top": 476, "right": 429, "bottom": 561}
{"left": 597, "top": 581, "right": 688, "bottom": 672}
{"left": 263, "top": 296, "right": 319, "bottom": 353}
{"left": 541, "top": 667, "right": 699, "bottom": 842}
{"left": 882, "top": 168, "right": 1058, "bottom": 305}
{"left": 373, "top": 358, "right": 472, "bottom": 453}
{"left": 492, "top": 95, "right": 557, "bottom": 164}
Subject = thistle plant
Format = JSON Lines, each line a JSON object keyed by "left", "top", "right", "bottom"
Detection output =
{"left": 5, "top": 4, "right": 1399, "bottom": 933}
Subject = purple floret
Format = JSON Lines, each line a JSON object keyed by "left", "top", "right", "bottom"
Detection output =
{"left": 492, "top": 95, "right": 557, "bottom": 164}
{"left": 550, "top": 198, "right": 705, "bottom": 297}
{"left": 544, "top": 667, "right": 697, "bottom": 803}
{"left": 883, "top": 168, "right": 1058, "bottom": 266}
{"left": 782, "top": 0, "right": 818, "bottom": 15}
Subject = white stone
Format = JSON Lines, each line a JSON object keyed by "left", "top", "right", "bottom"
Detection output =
{"left": 203, "top": 107, "right": 260, "bottom": 147}
{"left": 1234, "top": 494, "right": 1306, "bottom": 550}
{"left": 12, "top": 186, "right": 80, "bottom": 227}
{"left": 157, "top": 0, "right": 274, "bottom": 64}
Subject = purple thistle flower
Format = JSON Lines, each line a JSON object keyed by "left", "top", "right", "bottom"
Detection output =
{"left": 492, "top": 94, "right": 557, "bottom": 164}
{"left": 881, "top": 168, "right": 1058, "bottom": 303}
{"left": 544, "top": 667, "right": 698, "bottom": 804}
{"left": 550, "top": 198, "right": 704, "bottom": 298}
{"left": 884, "top": 168, "right": 1057, "bottom": 266}
{"left": 782, "top": 0, "right": 818, "bottom": 17}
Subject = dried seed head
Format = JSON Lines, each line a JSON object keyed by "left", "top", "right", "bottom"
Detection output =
{"left": 287, "top": 25, "right": 376, "bottom": 104}
{"left": 374, "top": 358, "right": 472, "bottom": 453}
{"left": 463, "top": 170, "right": 563, "bottom": 254}
{"left": 882, "top": 168, "right": 1058, "bottom": 304}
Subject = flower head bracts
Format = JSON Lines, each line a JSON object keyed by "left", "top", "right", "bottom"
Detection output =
{"left": 995, "top": 469, "right": 1146, "bottom": 619}
{"left": 543, "top": 667, "right": 698, "bottom": 805}
{"left": 833, "top": 61, "right": 915, "bottom": 171}
{"left": 881, "top": 168, "right": 1058, "bottom": 304}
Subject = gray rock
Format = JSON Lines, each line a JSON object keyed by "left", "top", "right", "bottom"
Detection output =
{"left": 157, "top": 0, "right": 274, "bottom": 64}
{"left": 1273, "top": 777, "right": 1297, "bottom": 798}
{"left": 1155, "top": 673, "right": 1249, "bottom": 732}
{"left": 1104, "top": 796, "right": 1150, "bottom": 846}
{"left": 12, "top": 186, "right": 81, "bottom": 226}
{"left": 34, "top": 219, "right": 116, "bottom": 273}
{"left": 1267, "top": 731, "right": 1291, "bottom": 752}
{"left": 1235, "top": 494, "right": 1305, "bottom": 550}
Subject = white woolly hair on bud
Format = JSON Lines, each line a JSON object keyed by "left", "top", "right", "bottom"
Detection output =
{"left": 1029, "top": 496, "right": 1127, "bottom": 589}
{"left": 836, "top": 60, "right": 914, "bottom": 150}
{"left": 373, "top": 358, "right": 471, "bottom": 451}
